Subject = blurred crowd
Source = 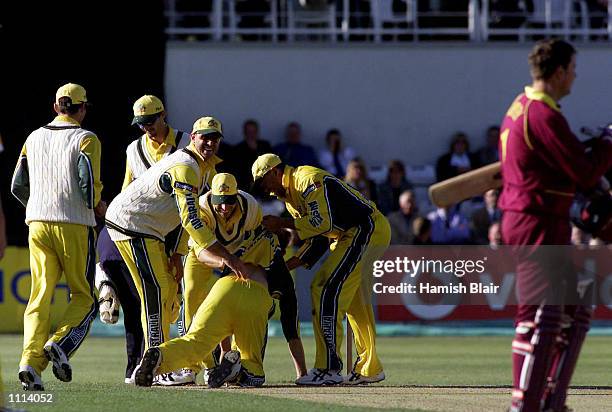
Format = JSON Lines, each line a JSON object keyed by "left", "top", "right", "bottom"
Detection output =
{"left": 205, "top": 119, "right": 464, "bottom": 246}
{"left": 216, "top": 118, "right": 609, "bottom": 248}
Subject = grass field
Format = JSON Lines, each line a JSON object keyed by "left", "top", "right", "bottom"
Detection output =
{"left": 2, "top": 335, "right": 612, "bottom": 411}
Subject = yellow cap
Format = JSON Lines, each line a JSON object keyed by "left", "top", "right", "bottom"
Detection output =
{"left": 132, "top": 95, "right": 164, "bottom": 125}
{"left": 56, "top": 83, "right": 88, "bottom": 105}
{"left": 192, "top": 116, "right": 223, "bottom": 137}
{"left": 211, "top": 173, "right": 238, "bottom": 205}
{"left": 251, "top": 153, "right": 282, "bottom": 182}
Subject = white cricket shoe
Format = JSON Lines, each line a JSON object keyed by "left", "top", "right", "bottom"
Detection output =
{"left": 134, "top": 348, "right": 162, "bottom": 387}
{"left": 154, "top": 369, "right": 197, "bottom": 386}
{"left": 18, "top": 365, "right": 44, "bottom": 391}
{"left": 179, "top": 368, "right": 197, "bottom": 385}
{"left": 207, "top": 350, "right": 242, "bottom": 388}
{"left": 202, "top": 368, "right": 212, "bottom": 385}
{"left": 343, "top": 370, "right": 385, "bottom": 385}
{"left": 124, "top": 376, "right": 135, "bottom": 384}
{"left": 43, "top": 341, "right": 72, "bottom": 382}
{"left": 295, "top": 368, "right": 343, "bottom": 386}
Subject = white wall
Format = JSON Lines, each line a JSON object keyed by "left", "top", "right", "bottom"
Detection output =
{"left": 165, "top": 43, "right": 612, "bottom": 168}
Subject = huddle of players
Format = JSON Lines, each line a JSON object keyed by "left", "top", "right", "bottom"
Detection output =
{"left": 12, "top": 38, "right": 608, "bottom": 411}
{"left": 12, "top": 88, "right": 390, "bottom": 391}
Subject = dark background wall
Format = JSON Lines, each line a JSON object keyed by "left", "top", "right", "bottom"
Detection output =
{"left": 0, "top": 1, "right": 166, "bottom": 246}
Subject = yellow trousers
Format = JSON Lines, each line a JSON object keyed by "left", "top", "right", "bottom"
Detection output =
{"left": 311, "top": 212, "right": 390, "bottom": 376}
{"left": 114, "top": 238, "right": 178, "bottom": 349}
{"left": 20, "top": 222, "right": 97, "bottom": 375}
{"left": 158, "top": 275, "right": 273, "bottom": 380}
{"left": 178, "top": 249, "right": 217, "bottom": 371}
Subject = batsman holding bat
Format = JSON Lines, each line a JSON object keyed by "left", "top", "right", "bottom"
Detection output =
{"left": 499, "top": 39, "right": 612, "bottom": 412}
{"left": 252, "top": 154, "right": 391, "bottom": 385}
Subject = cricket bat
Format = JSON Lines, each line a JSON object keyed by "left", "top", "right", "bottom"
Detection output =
{"left": 428, "top": 161, "right": 502, "bottom": 208}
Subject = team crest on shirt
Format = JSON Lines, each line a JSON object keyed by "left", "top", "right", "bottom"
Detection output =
{"left": 302, "top": 182, "right": 322, "bottom": 198}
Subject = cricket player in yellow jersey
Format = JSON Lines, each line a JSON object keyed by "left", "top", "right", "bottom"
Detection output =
{"left": 123, "top": 94, "right": 192, "bottom": 189}
{"left": 133, "top": 181, "right": 283, "bottom": 388}
{"left": 252, "top": 153, "right": 391, "bottom": 385}
{"left": 125, "top": 94, "right": 195, "bottom": 266}
{"left": 105, "top": 116, "right": 247, "bottom": 355}
{"left": 95, "top": 95, "right": 193, "bottom": 384}
{"left": 11, "top": 83, "right": 105, "bottom": 390}
{"left": 166, "top": 173, "right": 307, "bottom": 385}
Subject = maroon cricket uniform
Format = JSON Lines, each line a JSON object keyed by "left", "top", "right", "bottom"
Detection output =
{"left": 499, "top": 87, "right": 612, "bottom": 412}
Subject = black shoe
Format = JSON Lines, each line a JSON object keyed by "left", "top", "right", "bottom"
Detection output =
{"left": 207, "top": 350, "right": 241, "bottom": 388}
{"left": 134, "top": 348, "right": 162, "bottom": 387}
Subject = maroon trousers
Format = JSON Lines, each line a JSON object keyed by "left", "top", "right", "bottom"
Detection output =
{"left": 502, "top": 211, "right": 590, "bottom": 412}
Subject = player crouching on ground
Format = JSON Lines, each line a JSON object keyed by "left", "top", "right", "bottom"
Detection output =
{"left": 134, "top": 229, "right": 279, "bottom": 388}
{"left": 160, "top": 173, "right": 307, "bottom": 386}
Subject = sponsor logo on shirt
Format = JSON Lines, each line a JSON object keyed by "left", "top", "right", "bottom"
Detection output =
{"left": 185, "top": 193, "right": 204, "bottom": 230}
{"left": 174, "top": 181, "right": 196, "bottom": 193}
{"left": 308, "top": 200, "right": 323, "bottom": 227}
{"left": 302, "top": 181, "right": 322, "bottom": 198}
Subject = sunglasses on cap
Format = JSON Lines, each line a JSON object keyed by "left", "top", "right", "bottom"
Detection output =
{"left": 137, "top": 114, "right": 160, "bottom": 128}
{"left": 202, "top": 132, "right": 222, "bottom": 142}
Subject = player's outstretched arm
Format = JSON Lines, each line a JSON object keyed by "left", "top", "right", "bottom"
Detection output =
{"left": 197, "top": 242, "right": 250, "bottom": 279}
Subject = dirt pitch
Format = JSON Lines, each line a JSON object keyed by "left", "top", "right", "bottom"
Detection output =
{"left": 178, "top": 384, "right": 612, "bottom": 411}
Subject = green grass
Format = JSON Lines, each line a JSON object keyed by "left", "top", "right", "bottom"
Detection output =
{"left": 2, "top": 335, "right": 612, "bottom": 411}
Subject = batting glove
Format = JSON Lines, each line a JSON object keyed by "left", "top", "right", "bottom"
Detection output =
{"left": 95, "top": 263, "right": 120, "bottom": 324}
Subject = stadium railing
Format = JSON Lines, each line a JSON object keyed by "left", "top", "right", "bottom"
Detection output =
{"left": 164, "top": 0, "right": 612, "bottom": 43}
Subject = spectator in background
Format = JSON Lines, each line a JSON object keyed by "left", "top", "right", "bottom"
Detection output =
{"left": 427, "top": 205, "right": 472, "bottom": 245}
{"left": 435, "top": 132, "right": 479, "bottom": 182}
{"left": 318, "top": 128, "right": 356, "bottom": 178}
{"left": 273, "top": 121, "right": 320, "bottom": 168}
{"left": 476, "top": 125, "right": 500, "bottom": 166}
{"left": 377, "top": 159, "right": 413, "bottom": 215}
{"left": 470, "top": 189, "right": 501, "bottom": 244}
{"left": 344, "top": 157, "right": 378, "bottom": 203}
{"left": 488, "top": 221, "right": 502, "bottom": 247}
{"left": 412, "top": 217, "right": 432, "bottom": 245}
{"left": 387, "top": 190, "right": 419, "bottom": 245}
{"left": 232, "top": 119, "right": 273, "bottom": 190}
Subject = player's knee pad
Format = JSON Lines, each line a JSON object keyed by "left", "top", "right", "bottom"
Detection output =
{"left": 512, "top": 321, "right": 535, "bottom": 356}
